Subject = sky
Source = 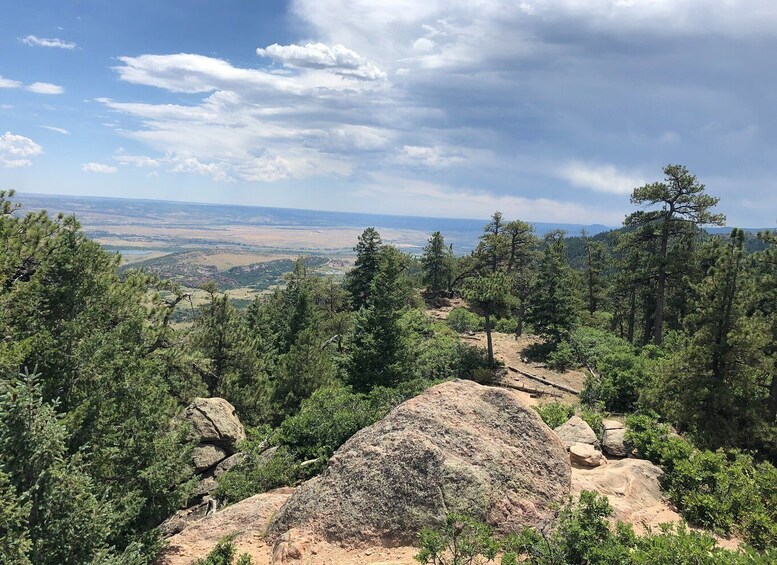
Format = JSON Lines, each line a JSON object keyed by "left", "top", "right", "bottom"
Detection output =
{"left": 2, "top": 0, "right": 777, "bottom": 226}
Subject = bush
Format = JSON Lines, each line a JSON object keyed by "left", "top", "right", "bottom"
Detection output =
{"left": 415, "top": 513, "right": 499, "bottom": 565}
{"left": 546, "top": 340, "right": 575, "bottom": 371}
{"left": 416, "top": 492, "right": 774, "bottom": 564}
{"left": 446, "top": 307, "right": 482, "bottom": 333}
{"left": 533, "top": 402, "right": 574, "bottom": 429}
{"left": 626, "top": 413, "right": 777, "bottom": 549}
{"left": 571, "top": 327, "right": 654, "bottom": 412}
{"left": 492, "top": 317, "right": 518, "bottom": 334}
{"left": 214, "top": 443, "right": 299, "bottom": 505}
{"left": 194, "top": 535, "right": 253, "bottom": 565}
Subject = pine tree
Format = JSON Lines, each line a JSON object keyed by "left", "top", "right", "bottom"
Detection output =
{"left": 648, "top": 230, "right": 774, "bottom": 454}
{"left": 345, "top": 227, "right": 382, "bottom": 309}
{"left": 462, "top": 271, "right": 512, "bottom": 366}
{"left": 525, "top": 231, "right": 578, "bottom": 345}
{"left": 624, "top": 165, "right": 725, "bottom": 344}
{"left": 347, "top": 246, "right": 409, "bottom": 390}
{"left": 421, "top": 231, "right": 453, "bottom": 294}
{"left": 504, "top": 220, "right": 538, "bottom": 336}
{"left": 582, "top": 232, "right": 608, "bottom": 315}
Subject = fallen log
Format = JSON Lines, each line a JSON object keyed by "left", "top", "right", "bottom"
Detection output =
{"left": 507, "top": 366, "right": 581, "bottom": 395}
{"left": 497, "top": 380, "right": 562, "bottom": 398}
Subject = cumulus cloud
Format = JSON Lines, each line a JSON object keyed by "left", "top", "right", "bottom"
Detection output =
{"left": 21, "top": 35, "right": 76, "bottom": 49}
{"left": 114, "top": 154, "right": 160, "bottom": 168}
{"left": 26, "top": 82, "right": 64, "bottom": 95}
{"left": 558, "top": 162, "right": 645, "bottom": 195}
{"left": 40, "top": 125, "right": 70, "bottom": 135}
{"left": 257, "top": 42, "right": 386, "bottom": 80}
{"left": 0, "top": 132, "right": 43, "bottom": 168}
{"left": 0, "top": 75, "right": 22, "bottom": 89}
{"left": 94, "top": 0, "right": 777, "bottom": 223}
{"left": 82, "top": 162, "right": 118, "bottom": 173}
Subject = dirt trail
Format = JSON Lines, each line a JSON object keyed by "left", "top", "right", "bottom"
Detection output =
{"left": 427, "top": 299, "right": 586, "bottom": 406}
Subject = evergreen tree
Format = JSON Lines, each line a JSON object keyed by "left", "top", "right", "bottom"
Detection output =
{"left": 525, "top": 231, "right": 578, "bottom": 345}
{"left": 347, "top": 246, "right": 409, "bottom": 390}
{"left": 647, "top": 230, "right": 774, "bottom": 454}
{"left": 504, "top": 220, "right": 538, "bottom": 336}
{"left": 0, "top": 372, "right": 114, "bottom": 563}
{"left": 345, "top": 227, "right": 382, "bottom": 309}
{"left": 581, "top": 232, "right": 608, "bottom": 315}
{"left": 421, "top": 231, "right": 453, "bottom": 294}
{"left": 624, "top": 165, "right": 725, "bottom": 344}
{"left": 462, "top": 271, "right": 512, "bottom": 366}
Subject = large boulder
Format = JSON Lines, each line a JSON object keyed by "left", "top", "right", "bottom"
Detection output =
{"left": 184, "top": 397, "right": 245, "bottom": 451}
{"left": 268, "top": 379, "right": 571, "bottom": 545}
{"left": 553, "top": 416, "right": 597, "bottom": 449}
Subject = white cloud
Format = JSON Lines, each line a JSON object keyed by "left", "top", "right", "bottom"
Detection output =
{"left": 257, "top": 42, "right": 386, "bottom": 80}
{"left": 82, "top": 162, "right": 118, "bottom": 173}
{"left": 26, "top": 82, "right": 64, "bottom": 95}
{"left": 40, "top": 125, "right": 70, "bottom": 135}
{"left": 0, "top": 132, "right": 43, "bottom": 168}
{"left": 114, "top": 154, "right": 160, "bottom": 167}
{"left": 354, "top": 174, "right": 625, "bottom": 224}
{"left": 558, "top": 161, "right": 645, "bottom": 195}
{"left": 0, "top": 75, "right": 22, "bottom": 89}
{"left": 21, "top": 35, "right": 77, "bottom": 49}
{"left": 392, "top": 145, "right": 466, "bottom": 168}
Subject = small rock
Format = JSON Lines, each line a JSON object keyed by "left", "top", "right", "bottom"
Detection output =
{"left": 554, "top": 416, "right": 597, "bottom": 449}
{"left": 193, "top": 444, "right": 227, "bottom": 472}
{"left": 602, "top": 427, "right": 628, "bottom": 458}
{"left": 602, "top": 418, "right": 625, "bottom": 431}
{"left": 569, "top": 443, "right": 607, "bottom": 467}
{"left": 272, "top": 529, "right": 307, "bottom": 563}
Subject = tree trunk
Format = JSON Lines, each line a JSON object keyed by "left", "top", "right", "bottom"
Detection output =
{"left": 654, "top": 221, "right": 671, "bottom": 345}
{"left": 769, "top": 373, "right": 777, "bottom": 422}
{"left": 516, "top": 300, "right": 525, "bottom": 337}
{"left": 627, "top": 288, "right": 636, "bottom": 343}
{"left": 485, "top": 308, "right": 494, "bottom": 366}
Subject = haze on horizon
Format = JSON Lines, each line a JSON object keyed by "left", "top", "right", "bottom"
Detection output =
{"left": 2, "top": 1, "right": 776, "bottom": 227}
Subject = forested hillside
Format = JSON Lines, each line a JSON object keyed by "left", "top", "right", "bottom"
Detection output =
{"left": 1, "top": 165, "right": 775, "bottom": 564}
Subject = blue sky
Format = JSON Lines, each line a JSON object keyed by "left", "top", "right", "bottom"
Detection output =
{"left": 2, "top": 1, "right": 776, "bottom": 226}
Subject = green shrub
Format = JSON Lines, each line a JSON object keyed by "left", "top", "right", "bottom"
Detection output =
{"left": 626, "top": 413, "right": 777, "bottom": 549}
{"left": 533, "top": 402, "right": 574, "bottom": 429}
{"left": 546, "top": 340, "right": 575, "bottom": 371}
{"left": 416, "top": 492, "right": 773, "bottom": 564}
{"left": 214, "top": 443, "right": 299, "bottom": 505}
{"left": 492, "top": 317, "right": 518, "bottom": 334}
{"left": 446, "top": 308, "right": 482, "bottom": 333}
{"left": 194, "top": 535, "right": 253, "bottom": 565}
{"left": 415, "top": 513, "right": 499, "bottom": 565}
{"left": 571, "top": 327, "right": 654, "bottom": 412}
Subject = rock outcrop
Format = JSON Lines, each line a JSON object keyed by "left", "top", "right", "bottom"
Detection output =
{"left": 268, "top": 379, "right": 571, "bottom": 545}
{"left": 185, "top": 397, "right": 246, "bottom": 448}
{"left": 601, "top": 419, "right": 628, "bottom": 457}
{"left": 162, "top": 397, "right": 246, "bottom": 536}
{"left": 553, "top": 416, "right": 597, "bottom": 449}
{"left": 571, "top": 459, "right": 681, "bottom": 529}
